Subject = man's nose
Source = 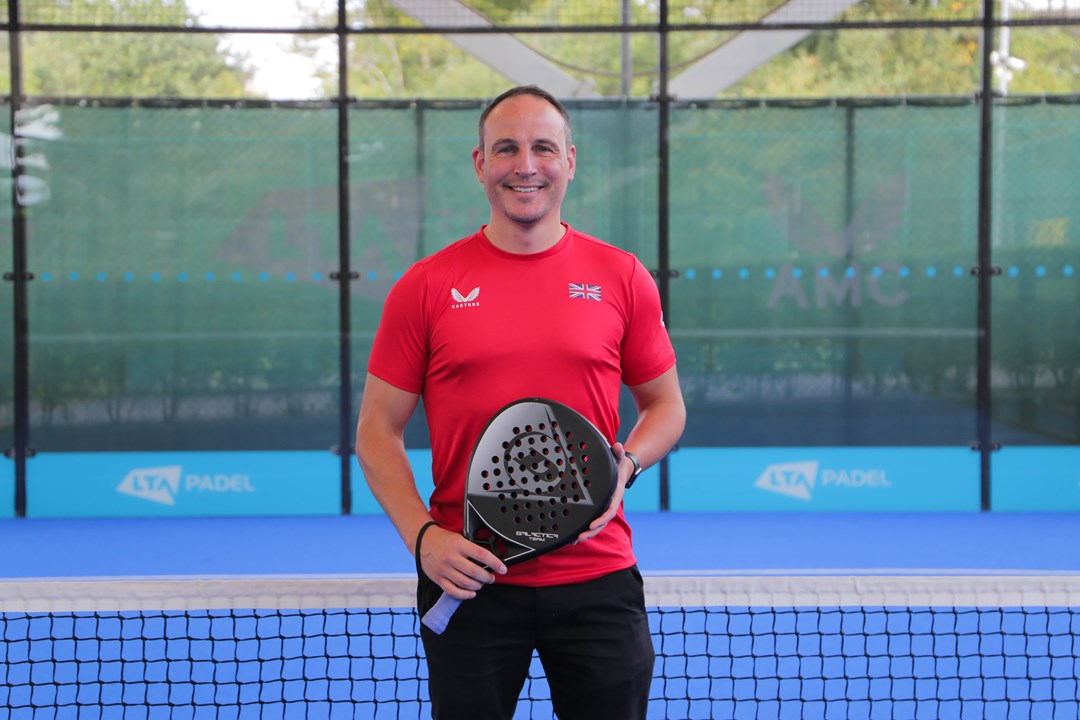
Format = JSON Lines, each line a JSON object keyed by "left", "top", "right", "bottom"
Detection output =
{"left": 513, "top": 151, "right": 538, "bottom": 175}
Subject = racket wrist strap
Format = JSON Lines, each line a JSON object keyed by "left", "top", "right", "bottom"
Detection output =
{"left": 414, "top": 520, "right": 440, "bottom": 571}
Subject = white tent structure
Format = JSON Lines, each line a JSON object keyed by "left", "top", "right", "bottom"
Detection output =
{"left": 390, "top": 0, "right": 863, "bottom": 98}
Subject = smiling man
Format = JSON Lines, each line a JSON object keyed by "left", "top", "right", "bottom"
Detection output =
{"left": 472, "top": 88, "right": 576, "bottom": 252}
{"left": 355, "top": 85, "right": 686, "bottom": 720}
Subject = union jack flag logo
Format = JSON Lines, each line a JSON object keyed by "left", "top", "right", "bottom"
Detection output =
{"left": 569, "top": 283, "right": 602, "bottom": 301}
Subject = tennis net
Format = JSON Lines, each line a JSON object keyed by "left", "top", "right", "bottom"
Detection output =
{"left": 2, "top": 574, "right": 1078, "bottom": 719}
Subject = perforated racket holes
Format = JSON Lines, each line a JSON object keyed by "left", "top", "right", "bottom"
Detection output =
{"left": 488, "top": 422, "right": 589, "bottom": 527}
{"left": 479, "top": 459, "right": 507, "bottom": 493}
{"left": 508, "top": 500, "right": 561, "bottom": 533}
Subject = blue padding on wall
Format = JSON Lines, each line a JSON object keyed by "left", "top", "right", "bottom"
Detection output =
{"left": 623, "top": 465, "right": 661, "bottom": 512}
{"left": 17, "top": 445, "right": 1075, "bottom": 517}
{"left": 351, "top": 451, "right": 661, "bottom": 515}
{"left": 992, "top": 446, "right": 1080, "bottom": 511}
{"left": 351, "top": 450, "right": 435, "bottom": 515}
{"left": 669, "top": 447, "right": 981, "bottom": 511}
{"left": 0, "top": 456, "right": 12, "bottom": 519}
{"left": 27, "top": 451, "right": 340, "bottom": 518}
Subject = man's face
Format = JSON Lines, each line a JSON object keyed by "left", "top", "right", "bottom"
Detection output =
{"left": 473, "top": 94, "right": 576, "bottom": 230}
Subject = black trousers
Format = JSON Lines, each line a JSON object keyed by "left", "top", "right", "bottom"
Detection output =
{"left": 417, "top": 566, "right": 655, "bottom": 720}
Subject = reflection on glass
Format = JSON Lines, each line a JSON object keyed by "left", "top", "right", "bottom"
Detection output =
{"left": 669, "top": 101, "right": 980, "bottom": 446}
{"left": 24, "top": 104, "right": 341, "bottom": 452}
{"left": 990, "top": 101, "right": 1080, "bottom": 445}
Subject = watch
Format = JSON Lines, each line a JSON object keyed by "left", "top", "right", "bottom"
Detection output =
{"left": 623, "top": 451, "right": 643, "bottom": 489}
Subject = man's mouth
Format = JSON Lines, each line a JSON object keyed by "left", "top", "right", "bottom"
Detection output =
{"left": 510, "top": 186, "right": 540, "bottom": 193}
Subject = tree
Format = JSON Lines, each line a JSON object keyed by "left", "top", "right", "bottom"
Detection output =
{"left": 294, "top": 0, "right": 1078, "bottom": 99}
{"left": 726, "top": 0, "right": 1080, "bottom": 97}
{"left": 0, "top": 0, "right": 253, "bottom": 98}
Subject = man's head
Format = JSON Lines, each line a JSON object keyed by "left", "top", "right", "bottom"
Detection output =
{"left": 473, "top": 86, "right": 576, "bottom": 239}
{"left": 478, "top": 85, "right": 572, "bottom": 150}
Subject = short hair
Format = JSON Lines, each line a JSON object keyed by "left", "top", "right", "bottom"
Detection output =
{"left": 477, "top": 85, "right": 573, "bottom": 149}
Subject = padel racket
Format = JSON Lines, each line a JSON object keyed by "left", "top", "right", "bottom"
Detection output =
{"left": 420, "top": 398, "right": 618, "bottom": 634}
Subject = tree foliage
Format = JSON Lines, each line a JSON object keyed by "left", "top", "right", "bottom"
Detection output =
{"left": 1, "top": 0, "right": 1075, "bottom": 99}
{"left": 1, "top": 0, "right": 252, "bottom": 98}
{"left": 300, "top": 0, "right": 1078, "bottom": 99}
{"left": 729, "top": 0, "right": 1080, "bottom": 97}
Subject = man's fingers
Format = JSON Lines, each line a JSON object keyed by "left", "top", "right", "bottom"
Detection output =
{"left": 422, "top": 533, "right": 508, "bottom": 599}
{"left": 462, "top": 542, "right": 507, "bottom": 576}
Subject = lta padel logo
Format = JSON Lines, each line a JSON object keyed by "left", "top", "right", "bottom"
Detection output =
{"left": 116, "top": 466, "right": 182, "bottom": 505}
{"left": 755, "top": 460, "right": 892, "bottom": 502}
{"left": 116, "top": 465, "right": 256, "bottom": 506}
{"left": 754, "top": 461, "right": 818, "bottom": 501}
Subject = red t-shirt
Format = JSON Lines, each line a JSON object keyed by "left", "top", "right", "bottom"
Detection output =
{"left": 367, "top": 224, "right": 676, "bottom": 586}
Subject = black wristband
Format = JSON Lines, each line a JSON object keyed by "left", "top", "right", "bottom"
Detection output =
{"left": 414, "top": 520, "right": 440, "bottom": 573}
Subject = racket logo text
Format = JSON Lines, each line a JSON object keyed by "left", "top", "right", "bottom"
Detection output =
{"left": 515, "top": 530, "right": 559, "bottom": 541}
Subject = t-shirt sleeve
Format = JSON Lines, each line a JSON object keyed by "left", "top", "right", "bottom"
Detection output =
{"left": 621, "top": 257, "right": 677, "bottom": 387}
{"left": 366, "top": 265, "right": 429, "bottom": 394}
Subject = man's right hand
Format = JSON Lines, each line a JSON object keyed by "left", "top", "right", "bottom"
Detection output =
{"left": 417, "top": 525, "right": 508, "bottom": 600}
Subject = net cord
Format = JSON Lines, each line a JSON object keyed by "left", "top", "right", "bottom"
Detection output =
{"left": 2, "top": 573, "right": 1078, "bottom": 613}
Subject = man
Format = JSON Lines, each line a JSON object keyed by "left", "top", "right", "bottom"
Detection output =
{"left": 355, "top": 85, "right": 685, "bottom": 720}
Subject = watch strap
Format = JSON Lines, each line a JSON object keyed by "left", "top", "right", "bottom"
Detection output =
{"left": 623, "top": 450, "right": 643, "bottom": 489}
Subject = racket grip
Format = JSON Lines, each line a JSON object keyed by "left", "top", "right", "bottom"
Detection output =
{"left": 421, "top": 592, "right": 463, "bottom": 634}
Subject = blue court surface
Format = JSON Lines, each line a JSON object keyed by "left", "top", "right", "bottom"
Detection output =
{"left": 2, "top": 512, "right": 1078, "bottom": 720}
{"left": 2, "top": 511, "right": 1080, "bottom": 578}
{"left": 0, "top": 511, "right": 1077, "bottom": 578}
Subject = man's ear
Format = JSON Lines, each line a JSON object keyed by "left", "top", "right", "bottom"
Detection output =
{"left": 472, "top": 146, "right": 485, "bottom": 182}
{"left": 567, "top": 144, "right": 577, "bottom": 181}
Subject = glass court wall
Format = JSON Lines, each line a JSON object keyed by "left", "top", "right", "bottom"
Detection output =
{"left": 1, "top": 0, "right": 1078, "bottom": 517}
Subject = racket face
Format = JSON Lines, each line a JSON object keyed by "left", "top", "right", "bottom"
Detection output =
{"left": 464, "top": 399, "right": 617, "bottom": 564}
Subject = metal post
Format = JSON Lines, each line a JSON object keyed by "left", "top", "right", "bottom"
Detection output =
{"left": 657, "top": 0, "right": 672, "bottom": 512}
{"left": 336, "top": 0, "right": 356, "bottom": 514}
{"left": 975, "top": 0, "right": 998, "bottom": 510}
{"left": 7, "top": 0, "right": 30, "bottom": 518}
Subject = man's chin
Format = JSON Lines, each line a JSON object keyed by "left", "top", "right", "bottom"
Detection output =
{"left": 503, "top": 209, "right": 547, "bottom": 226}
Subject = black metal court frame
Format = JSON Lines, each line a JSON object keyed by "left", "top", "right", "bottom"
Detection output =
{"left": 3, "top": 0, "right": 1080, "bottom": 517}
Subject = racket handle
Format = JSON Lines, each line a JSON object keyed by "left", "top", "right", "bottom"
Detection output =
{"left": 421, "top": 592, "right": 463, "bottom": 634}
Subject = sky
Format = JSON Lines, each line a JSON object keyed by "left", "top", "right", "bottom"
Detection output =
{"left": 184, "top": 0, "right": 333, "bottom": 100}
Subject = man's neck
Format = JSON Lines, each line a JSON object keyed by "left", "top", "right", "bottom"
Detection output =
{"left": 482, "top": 218, "right": 567, "bottom": 255}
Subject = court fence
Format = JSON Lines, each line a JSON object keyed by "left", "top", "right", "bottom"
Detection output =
{"left": 2, "top": 1, "right": 1079, "bottom": 518}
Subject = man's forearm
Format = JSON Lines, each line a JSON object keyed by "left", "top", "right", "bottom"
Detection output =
{"left": 624, "top": 367, "right": 687, "bottom": 468}
{"left": 622, "top": 397, "right": 686, "bottom": 468}
{"left": 356, "top": 437, "right": 435, "bottom": 556}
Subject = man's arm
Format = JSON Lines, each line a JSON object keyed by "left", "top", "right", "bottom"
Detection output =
{"left": 580, "top": 364, "right": 686, "bottom": 540}
{"left": 355, "top": 374, "right": 506, "bottom": 599}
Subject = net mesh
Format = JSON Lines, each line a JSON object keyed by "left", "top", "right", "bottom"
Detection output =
{"left": 2, "top": 575, "right": 1078, "bottom": 719}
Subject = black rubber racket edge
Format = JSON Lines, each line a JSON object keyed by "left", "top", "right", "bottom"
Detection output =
{"left": 421, "top": 398, "right": 618, "bottom": 634}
